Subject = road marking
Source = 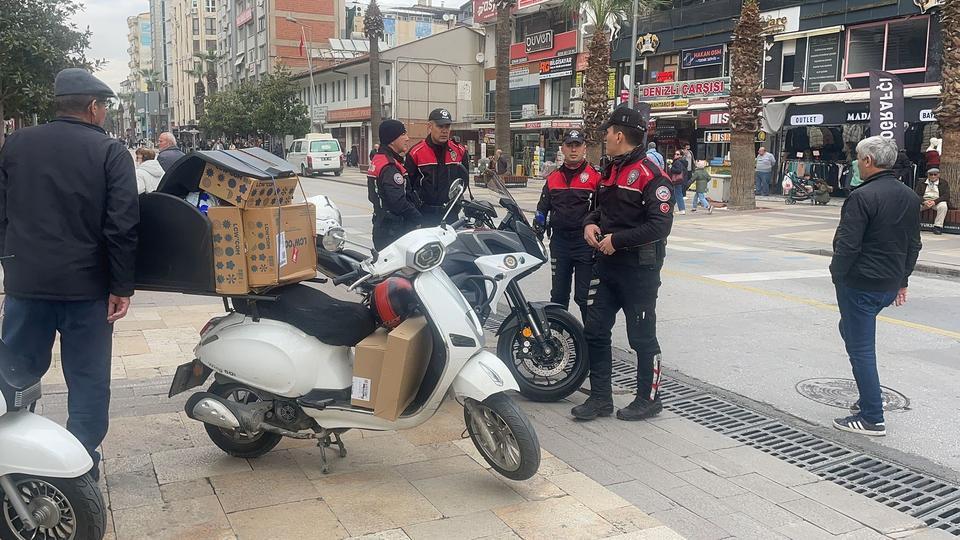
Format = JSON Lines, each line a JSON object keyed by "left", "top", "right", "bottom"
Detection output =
{"left": 705, "top": 269, "right": 831, "bottom": 282}
{"left": 691, "top": 241, "right": 755, "bottom": 251}
{"left": 664, "top": 268, "right": 960, "bottom": 341}
{"left": 667, "top": 245, "right": 704, "bottom": 252}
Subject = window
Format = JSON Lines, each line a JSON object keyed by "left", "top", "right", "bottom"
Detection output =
{"left": 259, "top": 44, "right": 266, "bottom": 61}
{"left": 193, "top": 40, "right": 201, "bottom": 52}
{"left": 846, "top": 17, "right": 929, "bottom": 76}
{"left": 192, "top": 17, "right": 199, "bottom": 35}
{"left": 354, "top": 76, "right": 358, "bottom": 99}
{"left": 384, "top": 68, "right": 391, "bottom": 85}
{"left": 205, "top": 18, "right": 215, "bottom": 33}
{"left": 258, "top": 16, "right": 265, "bottom": 32}
{"left": 206, "top": 39, "right": 216, "bottom": 51}
{"left": 205, "top": 0, "right": 215, "bottom": 12}
{"left": 781, "top": 55, "right": 795, "bottom": 84}
{"left": 364, "top": 74, "right": 369, "bottom": 97}
{"left": 310, "top": 140, "right": 340, "bottom": 152}
{"left": 644, "top": 54, "right": 679, "bottom": 83}
{"left": 550, "top": 77, "right": 572, "bottom": 115}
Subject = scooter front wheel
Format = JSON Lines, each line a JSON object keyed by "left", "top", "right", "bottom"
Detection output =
{"left": 0, "top": 474, "right": 105, "bottom": 540}
{"left": 463, "top": 393, "right": 540, "bottom": 481}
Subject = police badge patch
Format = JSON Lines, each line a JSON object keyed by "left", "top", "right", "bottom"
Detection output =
{"left": 449, "top": 149, "right": 457, "bottom": 161}
{"left": 580, "top": 172, "right": 589, "bottom": 183}
{"left": 627, "top": 170, "right": 640, "bottom": 185}
{"left": 659, "top": 203, "right": 671, "bottom": 213}
{"left": 656, "top": 186, "right": 671, "bottom": 202}
{"left": 393, "top": 173, "right": 404, "bottom": 185}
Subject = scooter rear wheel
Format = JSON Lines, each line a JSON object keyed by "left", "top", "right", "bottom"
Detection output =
{"left": 204, "top": 382, "right": 282, "bottom": 458}
{"left": 464, "top": 393, "right": 540, "bottom": 481}
{"left": 0, "top": 474, "right": 104, "bottom": 540}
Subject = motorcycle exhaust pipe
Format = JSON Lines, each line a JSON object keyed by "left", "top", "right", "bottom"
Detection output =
{"left": 184, "top": 392, "right": 244, "bottom": 431}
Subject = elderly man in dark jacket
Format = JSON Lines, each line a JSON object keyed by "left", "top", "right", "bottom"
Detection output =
{"left": 829, "top": 136, "right": 921, "bottom": 438}
{"left": 0, "top": 68, "right": 139, "bottom": 479}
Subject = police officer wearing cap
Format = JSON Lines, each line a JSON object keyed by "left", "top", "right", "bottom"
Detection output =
{"left": 0, "top": 68, "right": 139, "bottom": 478}
{"left": 368, "top": 119, "right": 421, "bottom": 249}
{"left": 534, "top": 130, "right": 601, "bottom": 318}
{"left": 572, "top": 105, "right": 674, "bottom": 422}
{"left": 405, "top": 108, "right": 471, "bottom": 226}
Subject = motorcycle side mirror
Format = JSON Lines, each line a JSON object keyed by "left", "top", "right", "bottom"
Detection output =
{"left": 441, "top": 179, "right": 465, "bottom": 226}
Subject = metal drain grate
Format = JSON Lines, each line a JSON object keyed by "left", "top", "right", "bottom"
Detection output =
{"left": 918, "top": 504, "right": 960, "bottom": 536}
{"left": 728, "top": 422, "right": 859, "bottom": 470}
{"left": 664, "top": 394, "right": 775, "bottom": 434}
{"left": 659, "top": 377, "right": 703, "bottom": 402}
{"left": 816, "top": 456, "right": 960, "bottom": 516}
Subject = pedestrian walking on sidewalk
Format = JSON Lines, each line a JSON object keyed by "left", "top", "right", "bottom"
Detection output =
{"left": 689, "top": 160, "right": 712, "bottom": 213}
{"left": 574, "top": 105, "right": 673, "bottom": 422}
{"left": 755, "top": 147, "right": 776, "bottom": 196}
{"left": 669, "top": 151, "right": 688, "bottom": 214}
{"left": 830, "top": 136, "right": 921, "bottom": 437}
{"left": 0, "top": 69, "right": 139, "bottom": 479}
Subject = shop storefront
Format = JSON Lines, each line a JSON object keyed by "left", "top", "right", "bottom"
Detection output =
{"left": 326, "top": 107, "right": 371, "bottom": 165}
{"left": 637, "top": 77, "right": 731, "bottom": 160}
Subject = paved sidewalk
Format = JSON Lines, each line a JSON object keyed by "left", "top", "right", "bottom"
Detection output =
{"left": 25, "top": 294, "right": 954, "bottom": 539}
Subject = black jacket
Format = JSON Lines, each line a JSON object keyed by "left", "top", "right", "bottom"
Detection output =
{"left": 536, "top": 161, "right": 601, "bottom": 231}
{"left": 830, "top": 170, "right": 922, "bottom": 291}
{"left": 404, "top": 136, "right": 470, "bottom": 224}
{"left": 157, "top": 146, "right": 186, "bottom": 171}
{"left": 0, "top": 117, "right": 139, "bottom": 299}
{"left": 367, "top": 148, "right": 421, "bottom": 224}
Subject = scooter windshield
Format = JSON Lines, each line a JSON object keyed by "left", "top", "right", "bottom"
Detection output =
{"left": 483, "top": 170, "right": 520, "bottom": 210}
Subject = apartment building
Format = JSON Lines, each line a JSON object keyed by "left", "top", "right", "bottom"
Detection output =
{"left": 126, "top": 13, "right": 153, "bottom": 92}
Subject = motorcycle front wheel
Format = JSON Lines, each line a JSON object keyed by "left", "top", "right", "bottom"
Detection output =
{"left": 0, "top": 474, "right": 105, "bottom": 540}
{"left": 497, "top": 306, "right": 588, "bottom": 402}
{"left": 463, "top": 394, "right": 540, "bottom": 481}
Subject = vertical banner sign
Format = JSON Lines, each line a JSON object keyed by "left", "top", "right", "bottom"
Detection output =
{"left": 635, "top": 102, "right": 651, "bottom": 146}
{"left": 869, "top": 71, "right": 904, "bottom": 149}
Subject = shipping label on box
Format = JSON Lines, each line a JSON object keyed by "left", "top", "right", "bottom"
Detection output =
{"left": 242, "top": 204, "right": 317, "bottom": 287}
{"left": 208, "top": 206, "right": 249, "bottom": 294}
{"left": 199, "top": 164, "right": 300, "bottom": 208}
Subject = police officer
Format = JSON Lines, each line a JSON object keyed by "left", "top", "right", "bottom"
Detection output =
{"left": 0, "top": 69, "right": 139, "bottom": 479}
{"left": 368, "top": 119, "right": 421, "bottom": 249}
{"left": 534, "top": 130, "right": 601, "bottom": 318}
{"left": 405, "top": 108, "right": 471, "bottom": 225}
{"left": 572, "top": 105, "right": 674, "bottom": 421}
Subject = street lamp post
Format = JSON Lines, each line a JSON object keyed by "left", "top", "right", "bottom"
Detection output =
{"left": 627, "top": 0, "right": 639, "bottom": 108}
{"left": 287, "top": 15, "right": 317, "bottom": 129}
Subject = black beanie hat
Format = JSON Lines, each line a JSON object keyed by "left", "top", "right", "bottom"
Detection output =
{"left": 379, "top": 119, "right": 406, "bottom": 146}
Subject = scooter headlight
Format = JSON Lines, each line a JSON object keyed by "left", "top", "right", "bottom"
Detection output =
{"left": 413, "top": 242, "right": 444, "bottom": 270}
{"left": 322, "top": 227, "right": 346, "bottom": 252}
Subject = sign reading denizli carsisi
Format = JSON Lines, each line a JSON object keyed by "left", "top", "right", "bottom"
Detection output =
{"left": 638, "top": 78, "right": 729, "bottom": 99}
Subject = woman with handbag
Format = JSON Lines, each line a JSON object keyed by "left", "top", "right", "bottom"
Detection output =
{"left": 670, "top": 151, "right": 688, "bottom": 215}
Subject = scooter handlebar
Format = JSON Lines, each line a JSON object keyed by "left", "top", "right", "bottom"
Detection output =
{"left": 332, "top": 269, "right": 361, "bottom": 286}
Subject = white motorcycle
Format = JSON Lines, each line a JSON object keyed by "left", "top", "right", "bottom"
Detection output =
{"left": 0, "top": 347, "right": 106, "bottom": 540}
{"left": 169, "top": 183, "right": 541, "bottom": 480}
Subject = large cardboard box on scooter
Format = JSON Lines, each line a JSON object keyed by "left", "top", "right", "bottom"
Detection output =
{"left": 352, "top": 317, "right": 433, "bottom": 420}
{"left": 199, "top": 163, "right": 300, "bottom": 208}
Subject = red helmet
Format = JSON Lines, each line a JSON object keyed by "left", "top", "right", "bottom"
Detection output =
{"left": 372, "top": 277, "right": 417, "bottom": 328}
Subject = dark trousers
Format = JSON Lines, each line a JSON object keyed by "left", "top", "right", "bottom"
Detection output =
{"left": 2, "top": 296, "right": 113, "bottom": 468}
{"left": 835, "top": 283, "right": 898, "bottom": 424}
{"left": 584, "top": 260, "right": 662, "bottom": 403}
{"left": 549, "top": 230, "right": 594, "bottom": 319}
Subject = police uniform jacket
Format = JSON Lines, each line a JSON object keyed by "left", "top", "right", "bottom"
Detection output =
{"left": 536, "top": 161, "right": 601, "bottom": 231}
{"left": 367, "top": 147, "right": 421, "bottom": 225}
{"left": 404, "top": 136, "right": 470, "bottom": 221}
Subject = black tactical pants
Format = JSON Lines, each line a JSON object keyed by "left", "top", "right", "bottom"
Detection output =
{"left": 549, "top": 229, "right": 594, "bottom": 319}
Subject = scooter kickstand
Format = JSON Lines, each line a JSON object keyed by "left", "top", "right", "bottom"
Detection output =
{"left": 316, "top": 437, "right": 330, "bottom": 474}
{"left": 333, "top": 432, "right": 347, "bottom": 458}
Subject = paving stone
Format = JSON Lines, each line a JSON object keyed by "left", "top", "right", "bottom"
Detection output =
{"left": 114, "top": 335, "right": 151, "bottom": 356}
{"left": 719, "top": 493, "right": 803, "bottom": 529}
{"left": 414, "top": 441, "right": 468, "bottom": 461}
{"left": 620, "top": 457, "right": 691, "bottom": 491}
{"left": 779, "top": 497, "right": 862, "bottom": 534}
{"left": 494, "top": 470, "right": 566, "bottom": 501}
{"left": 105, "top": 464, "right": 163, "bottom": 511}
{"left": 648, "top": 417, "right": 743, "bottom": 451}
{"left": 607, "top": 480, "right": 678, "bottom": 514}
{"left": 548, "top": 471, "right": 632, "bottom": 513}
{"left": 792, "top": 480, "right": 927, "bottom": 535}
{"left": 536, "top": 456, "right": 576, "bottom": 477}
{"left": 400, "top": 510, "right": 512, "bottom": 540}
{"left": 533, "top": 427, "right": 595, "bottom": 463}
{"left": 605, "top": 525, "right": 687, "bottom": 539}
{"left": 493, "top": 495, "right": 620, "bottom": 540}
{"left": 712, "top": 445, "right": 821, "bottom": 487}
{"left": 227, "top": 498, "right": 349, "bottom": 539}
{"left": 291, "top": 434, "right": 427, "bottom": 479}
{"left": 894, "top": 528, "right": 959, "bottom": 539}
{"left": 635, "top": 445, "right": 702, "bottom": 474}
{"left": 676, "top": 468, "right": 747, "bottom": 498}
{"left": 709, "top": 512, "right": 788, "bottom": 540}
{"left": 599, "top": 505, "right": 663, "bottom": 533}
{"left": 210, "top": 466, "right": 321, "bottom": 513}
{"left": 658, "top": 484, "right": 735, "bottom": 519}
{"left": 397, "top": 410, "right": 467, "bottom": 446}
{"left": 411, "top": 469, "right": 524, "bottom": 517}
{"left": 642, "top": 429, "right": 710, "bottom": 457}
{"left": 686, "top": 451, "right": 756, "bottom": 478}
{"left": 395, "top": 455, "right": 483, "bottom": 482}
{"left": 729, "top": 473, "right": 804, "bottom": 503}
{"left": 101, "top": 412, "right": 193, "bottom": 459}
{"left": 151, "top": 445, "right": 252, "bottom": 485}
{"left": 650, "top": 506, "right": 730, "bottom": 540}
{"left": 565, "top": 457, "right": 628, "bottom": 485}
{"left": 345, "top": 529, "right": 411, "bottom": 540}
{"left": 773, "top": 521, "right": 836, "bottom": 540}
{"left": 836, "top": 528, "right": 892, "bottom": 539}
{"left": 112, "top": 494, "right": 234, "bottom": 540}
{"left": 453, "top": 438, "right": 491, "bottom": 469}
{"left": 159, "top": 478, "right": 214, "bottom": 503}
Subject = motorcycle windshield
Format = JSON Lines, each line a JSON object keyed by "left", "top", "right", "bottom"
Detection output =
{"left": 483, "top": 171, "right": 520, "bottom": 209}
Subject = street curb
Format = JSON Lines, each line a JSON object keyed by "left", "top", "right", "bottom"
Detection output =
{"left": 799, "top": 248, "right": 960, "bottom": 280}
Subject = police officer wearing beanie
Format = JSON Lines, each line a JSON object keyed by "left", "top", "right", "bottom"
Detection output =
{"left": 405, "top": 108, "right": 470, "bottom": 226}
{"left": 534, "top": 130, "right": 601, "bottom": 319}
{"left": 368, "top": 119, "right": 421, "bottom": 249}
{"left": 572, "top": 105, "right": 674, "bottom": 422}
{"left": 0, "top": 68, "right": 139, "bottom": 479}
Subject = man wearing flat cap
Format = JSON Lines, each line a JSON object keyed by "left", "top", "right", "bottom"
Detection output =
{"left": 0, "top": 68, "right": 139, "bottom": 479}
{"left": 573, "top": 105, "right": 674, "bottom": 422}
{"left": 916, "top": 168, "right": 951, "bottom": 235}
{"left": 368, "top": 119, "right": 421, "bottom": 249}
{"left": 405, "top": 108, "right": 471, "bottom": 226}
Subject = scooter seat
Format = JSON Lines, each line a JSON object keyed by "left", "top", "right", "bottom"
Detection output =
{"left": 234, "top": 284, "right": 376, "bottom": 347}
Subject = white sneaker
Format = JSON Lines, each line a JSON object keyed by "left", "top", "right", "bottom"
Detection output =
{"left": 707, "top": 206, "right": 713, "bottom": 214}
{"left": 680, "top": 210, "right": 686, "bottom": 215}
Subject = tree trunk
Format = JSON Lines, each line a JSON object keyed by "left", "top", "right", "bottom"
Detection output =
{"left": 369, "top": 38, "right": 382, "bottom": 145}
{"left": 0, "top": 99, "right": 5, "bottom": 149}
{"left": 494, "top": 4, "right": 512, "bottom": 171}
{"left": 939, "top": 0, "right": 959, "bottom": 209}
{"left": 583, "top": 30, "right": 611, "bottom": 164}
{"left": 942, "top": 130, "right": 960, "bottom": 209}
{"left": 729, "top": 131, "right": 756, "bottom": 210}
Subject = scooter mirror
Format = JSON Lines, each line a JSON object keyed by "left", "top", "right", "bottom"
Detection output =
{"left": 448, "top": 179, "right": 464, "bottom": 201}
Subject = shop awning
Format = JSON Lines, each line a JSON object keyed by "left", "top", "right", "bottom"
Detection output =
{"left": 687, "top": 102, "right": 728, "bottom": 111}
{"left": 651, "top": 111, "right": 693, "bottom": 118}
{"left": 774, "top": 26, "right": 844, "bottom": 42}
{"left": 781, "top": 85, "right": 941, "bottom": 105}
{"left": 324, "top": 121, "right": 365, "bottom": 128}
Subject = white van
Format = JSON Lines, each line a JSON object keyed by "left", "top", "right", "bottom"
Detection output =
{"left": 286, "top": 133, "right": 344, "bottom": 177}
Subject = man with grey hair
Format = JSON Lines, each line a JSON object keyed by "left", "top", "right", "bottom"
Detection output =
{"left": 645, "top": 142, "right": 665, "bottom": 169}
{"left": 157, "top": 131, "right": 186, "bottom": 171}
{"left": 829, "top": 135, "right": 921, "bottom": 437}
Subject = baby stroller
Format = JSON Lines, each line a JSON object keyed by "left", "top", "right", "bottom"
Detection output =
{"left": 782, "top": 173, "right": 815, "bottom": 205}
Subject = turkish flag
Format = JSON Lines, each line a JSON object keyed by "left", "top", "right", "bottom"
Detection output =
{"left": 298, "top": 34, "right": 305, "bottom": 57}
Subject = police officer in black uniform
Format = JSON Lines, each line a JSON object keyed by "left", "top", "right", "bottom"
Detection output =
{"left": 534, "top": 130, "right": 601, "bottom": 318}
{"left": 368, "top": 119, "right": 421, "bottom": 249}
{"left": 572, "top": 106, "right": 674, "bottom": 421}
{"left": 405, "top": 108, "right": 471, "bottom": 226}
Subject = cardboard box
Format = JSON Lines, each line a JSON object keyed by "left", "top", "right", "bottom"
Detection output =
{"left": 351, "top": 329, "right": 388, "bottom": 409}
{"left": 208, "top": 206, "right": 249, "bottom": 295}
{"left": 242, "top": 204, "right": 317, "bottom": 288}
{"left": 199, "top": 164, "right": 300, "bottom": 208}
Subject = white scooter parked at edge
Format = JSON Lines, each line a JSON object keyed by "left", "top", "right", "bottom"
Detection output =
{"left": 0, "top": 346, "right": 106, "bottom": 540}
{"left": 168, "top": 182, "right": 541, "bottom": 480}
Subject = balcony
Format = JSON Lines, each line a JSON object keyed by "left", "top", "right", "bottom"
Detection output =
{"left": 633, "top": 0, "right": 805, "bottom": 32}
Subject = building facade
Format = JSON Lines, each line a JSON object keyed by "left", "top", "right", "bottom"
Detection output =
{"left": 149, "top": 0, "right": 171, "bottom": 129}
{"left": 126, "top": 13, "right": 154, "bottom": 92}
{"left": 166, "top": 0, "right": 219, "bottom": 127}
{"left": 343, "top": 0, "right": 460, "bottom": 46}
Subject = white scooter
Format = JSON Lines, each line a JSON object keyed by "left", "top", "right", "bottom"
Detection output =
{"left": 169, "top": 183, "right": 541, "bottom": 480}
{"left": 0, "top": 345, "right": 106, "bottom": 540}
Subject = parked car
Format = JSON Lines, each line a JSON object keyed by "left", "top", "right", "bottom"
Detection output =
{"left": 286, "top": 134, "right": 344, "bottom": 177}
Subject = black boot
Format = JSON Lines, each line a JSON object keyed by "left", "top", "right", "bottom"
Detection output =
{"left": 934, "top": 227, "right": 943, "bottom": 235}
{"left": 617, "top": 396, "right": 663, "bottom": 421}
{"left": 571, "top": 397, "right": 614, "bottom": 420}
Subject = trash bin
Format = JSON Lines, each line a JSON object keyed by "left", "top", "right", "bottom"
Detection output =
{"left": 706, "top": 174, "right": 731, "bottom": 202}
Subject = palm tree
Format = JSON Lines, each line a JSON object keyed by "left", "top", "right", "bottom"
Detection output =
{"left": 564, "top": 0, "right": 632, "bottom": 163}
{"left": 938, "top": 2, "right": 960, "bottom": 208}
{"left": 365, "top": 0, "right": 384, "bottom": 145}
{"left": 494, "top": 0, "right": 513, "bottom": 165}
{"left": 139, "top": 69, "right": 163, "bottom": 92}
{"left": 186, "top": 65, "right": 207, "bottom": 120}
{"left": 194, "top": 51, "right": 223, "bottom": 96}
{"left": 727, "top": 0, "right": 763, "bottom": 210}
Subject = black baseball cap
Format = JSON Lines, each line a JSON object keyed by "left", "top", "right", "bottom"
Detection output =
{"left": 600, "top": 105, "right": 645, "bottom": 132}
{"left": 428, "top": 108, "right": 454, "bottom": 126}
{"left": 563, "top": 130, "right": 585, "bottom": 145}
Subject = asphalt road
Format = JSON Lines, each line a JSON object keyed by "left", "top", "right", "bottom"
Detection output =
{"left": 300, "top": 168, "right": 960, "bottom": 479}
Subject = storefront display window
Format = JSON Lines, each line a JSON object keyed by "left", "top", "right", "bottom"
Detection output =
{"left": 846, "top": 17, "right": 929, "bottom": 77}
{"left": 549, "top": 77, "right": 572, "bottom": 115}
{"left": 644, "top": 54, "right": 679, "bottom": 83}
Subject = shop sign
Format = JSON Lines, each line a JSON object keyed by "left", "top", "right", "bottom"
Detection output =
{"left": 236, "top": 8, "right": 253, "bottom": 26}
{"left": 914, "top": 0, "right": 944, "bottom": 14}
{"left": 510, "top": 29, "right": 577, "bottom": 64}
{"left": 759, "top": 6, "right": 800, "bottom": 36}
{"left": 649, "top": 99, "right": 689, "bottom": 109}
{"left": 704, "top": 131, "right": 731, "bottom": 144}
{"left": 473, "top": 0, "right": 499, "bottom": 24}
{"left": 681, "top": 45, "right": 724, "bottom": 70}
{"left": 575, "top": 71, "right": 584, "bottom": 87}
{"left": 518, "top": 0, "right": 550, "bottom": 9}
{"left": 520, "top": 119, "right": 583, "bottom": 129}
{"left": 920, "top": 109, "right": 937, "bottom": 121}
{"left": 656, "top": 71, "right": 675, "bottom": 82}
{"left": 509, "top": 66, "right": 531, "bottom": 86}
{"left": 805, "top": 33, "right": 841, "bottom": 92}
{"left": 756, "top": 131, "right": 767, "bottom": 142}
{"left": 790, "top": 114, "right": 824, "bottom": 126}
{"left": 846, "top": 110, "right": 870, "bottom": 122}
{"left": 607, "top": 69, "right": 616, "bottom": 100}
{"left": 869, "top": 70, "right": 905, "bottom": 148}
{"left": 576, "top": 53, "right": 589, "bottom": 72}
{"left": 697, "top": 110, "right": 729, "bottom": 126}
{"left": 539, "top": 55, "right": 574, "bottom": 80}
{"left": 637, "top": 33, "right": 660, "bottom": 54}
{"left": 638, "top": 77, "right": 729, "bottom": 100}
{"left": 525, "top": 30, "right": 553, "bottom": 54}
